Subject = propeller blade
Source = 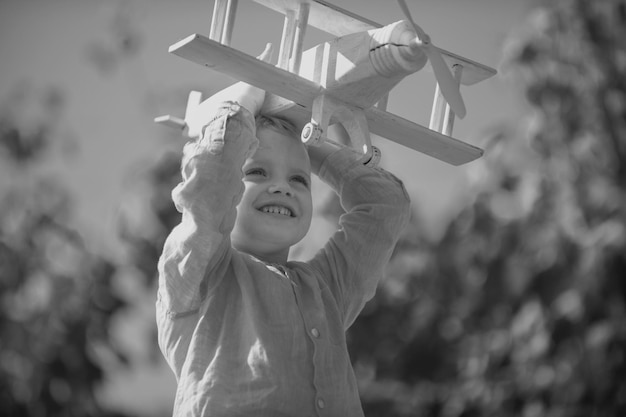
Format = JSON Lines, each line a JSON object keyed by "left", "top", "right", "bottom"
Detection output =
{"left": 396, "top": 0, "right": 466, "bottom": 118}
{"left": 426, "top": 47, "right": 466, "bottom": 118}
{"left": 397, "top": 0, "right": 427, "bottom": 40}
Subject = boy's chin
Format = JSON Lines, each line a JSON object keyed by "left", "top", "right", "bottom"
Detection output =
{"left": 233, "top": 234, "right": 306, "bottom": 260}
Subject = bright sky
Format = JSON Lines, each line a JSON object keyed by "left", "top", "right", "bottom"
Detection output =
{"left": 0, "top": 0, "right": 535, "bottom": 414}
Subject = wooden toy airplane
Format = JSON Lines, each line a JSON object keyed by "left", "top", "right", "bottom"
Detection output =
{"left": 155, "top": 0, "right": 497, "bottom": 166}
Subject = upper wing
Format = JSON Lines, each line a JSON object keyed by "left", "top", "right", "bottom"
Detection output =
{"left": 250, "top": 0, "right": 381, "bottom": 37}
{"left": 250, "top": 1, "right": 496, "bottom": 86}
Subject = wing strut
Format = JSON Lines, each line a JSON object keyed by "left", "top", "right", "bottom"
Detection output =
{"left": 429, "top": 64, "right": 464, "bottom": 136}
{"left": 209, "top": 0, "right": 238, "bottom": 46}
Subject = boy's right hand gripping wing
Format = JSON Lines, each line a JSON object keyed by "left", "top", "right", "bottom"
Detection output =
{"left": 184, "top": 43, "right": 273, "bottom": 140}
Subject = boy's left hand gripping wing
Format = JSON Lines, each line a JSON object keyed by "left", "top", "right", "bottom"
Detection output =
{"left": 184, "top": 43, "right": 274, "bottom": 139}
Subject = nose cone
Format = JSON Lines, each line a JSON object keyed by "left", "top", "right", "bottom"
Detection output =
{"left": 369, "top": 20, "right": 428, "bottom": 77}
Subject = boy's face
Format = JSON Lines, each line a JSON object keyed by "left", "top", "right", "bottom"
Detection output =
{"left": 231, "top": 126, "right": 313, "bottom": 263}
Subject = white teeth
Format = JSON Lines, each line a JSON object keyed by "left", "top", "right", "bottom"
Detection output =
{"left": 261, "top": 205, "right": 292, "bottom": 217}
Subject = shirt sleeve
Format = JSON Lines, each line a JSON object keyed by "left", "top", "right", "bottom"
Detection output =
{"left": 157, "top": 102, "right": 257, "bottom": 317}
{"left": 308, "top": 147, "right": 411, "bottom": 328}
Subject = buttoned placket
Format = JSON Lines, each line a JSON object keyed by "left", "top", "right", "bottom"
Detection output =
{"left": 311, "top": 322, "right": 326, "bottom": 416}
{"left": 286, "top": 269, "right": 329, "bottom": 415}
{"left": 310, "top": 326, "right": 325, "bottom": 412}
{"left": 317, "top": 397, "right": 326, "bottom": 409}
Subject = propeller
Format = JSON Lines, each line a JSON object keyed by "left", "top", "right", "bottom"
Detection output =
{"left": 397, "top": 0, "right": 466, "bottom": 118}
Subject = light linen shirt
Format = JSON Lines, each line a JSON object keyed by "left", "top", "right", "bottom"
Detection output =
{"left": 157, "top": 102, "right": 411, "bottom": 416}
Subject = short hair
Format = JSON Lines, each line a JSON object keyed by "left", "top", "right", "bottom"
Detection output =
{"left": 255, "top": 114, "right": 299, "bottom": 139}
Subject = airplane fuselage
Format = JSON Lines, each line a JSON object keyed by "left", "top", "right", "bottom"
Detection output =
{"left": 298, "top": 20, "right": 427, "bottom": 109}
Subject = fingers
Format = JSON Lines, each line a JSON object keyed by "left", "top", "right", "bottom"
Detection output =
{"left": 184, "top": 44, "right": 275, "bottom": 137}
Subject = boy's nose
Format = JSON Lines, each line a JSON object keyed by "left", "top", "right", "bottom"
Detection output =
{"left": 268, "top": 183, "right": 292, "bottom": 196}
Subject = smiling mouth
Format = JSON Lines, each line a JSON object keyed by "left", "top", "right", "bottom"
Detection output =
{"left": 259, "top": 205, "right": 294, "bottom": 217}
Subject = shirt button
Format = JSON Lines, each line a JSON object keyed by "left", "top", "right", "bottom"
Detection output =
{"left": 311, "top": 328, "right": 320, "bottom": 338}
{"left": 317, "top": 398, "right": 325, "bottom": 409}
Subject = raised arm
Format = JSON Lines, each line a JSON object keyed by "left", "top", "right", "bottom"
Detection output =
{"left": 158, "top": 45, "right": 273, "bottom": 316}
{"left": 308, "top": 143, "right": 411, "bottom": 328}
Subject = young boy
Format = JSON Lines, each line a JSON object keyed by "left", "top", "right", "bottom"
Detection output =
{"left": 157, "top": 70, "right": 411, "bottom": 415}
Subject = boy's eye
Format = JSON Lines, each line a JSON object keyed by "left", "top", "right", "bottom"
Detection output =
{"left": 245, "top": 168, "right": 266, "bottom": 177}
{"left": 291, "top": 175, "right": 310, "bottom": 187}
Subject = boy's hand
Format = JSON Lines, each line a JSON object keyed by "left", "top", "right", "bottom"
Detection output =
{"left": 307, "top": 140, "right": 344, "bottom": 175}
{"left": 185, "top": 43, "right": 274, "bottom": 138}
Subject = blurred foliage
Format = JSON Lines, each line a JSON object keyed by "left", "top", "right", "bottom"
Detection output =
{"left": 0, "top": 89, "right": 132, "bottom": 416}
{"left": 85, "top": 2, "right": 143, "bottom": 76}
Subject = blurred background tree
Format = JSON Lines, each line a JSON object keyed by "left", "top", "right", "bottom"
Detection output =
{"left": 0, "top": 87, "right": 132, "bottom": 416}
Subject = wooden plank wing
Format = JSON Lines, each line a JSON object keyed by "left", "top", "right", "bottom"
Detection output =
{"left": 365, "top": 107, "right": 483, "bottom": 165}
{"left": 169, "top": 34, "right": 323, "bottom": 107}
{"left": 435, "top": 47, "right": 497, "bottom": 86}
{"left": 250, "top": 0, "right": 496, "bottom": 85}
{"left": 261, "top": 96, "right": 483, "bottom": 166}
{"left": 250, "top": 0, "right": 380, "bottom": 37}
